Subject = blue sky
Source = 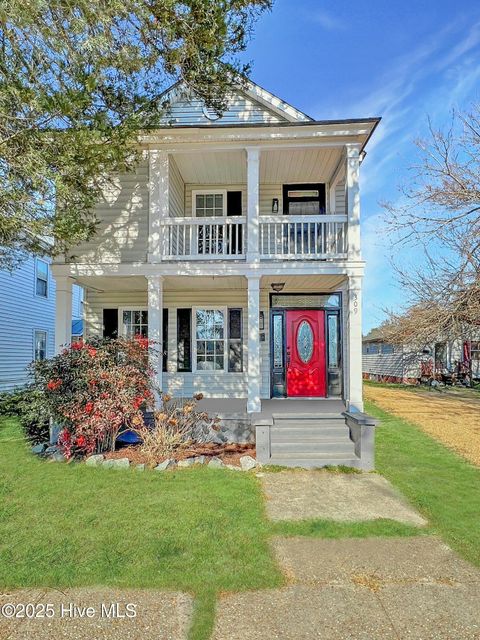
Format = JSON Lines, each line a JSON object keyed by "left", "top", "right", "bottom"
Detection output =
{"left": 241, "top": 0, "right": 480, "bottom": 332}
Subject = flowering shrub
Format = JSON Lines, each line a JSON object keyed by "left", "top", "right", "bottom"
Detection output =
{"left": 31, "top": 337, "right": 154, "bottom": 458}
{"left": 136, "top": 393, "right": 220, "bottom": 466}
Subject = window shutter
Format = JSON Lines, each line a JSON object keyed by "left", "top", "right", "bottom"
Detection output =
{"left": 228, "top": 308, "right": 243, "bottom": 372}
{"left": 162, "top": 308, "right": 168, "bottom": 372}
{"left": 103, "top": 309, "right": 118, "bottom": 339}
{"left": 177, "top": 309, "right": 192, "bottom": 372}
{"left": 227, "top": 191, "right": 242, "bottom": 216}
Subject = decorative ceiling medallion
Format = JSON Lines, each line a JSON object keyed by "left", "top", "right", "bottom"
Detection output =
{"left": 297, "top": 321, "right": 314, "bottom": 364}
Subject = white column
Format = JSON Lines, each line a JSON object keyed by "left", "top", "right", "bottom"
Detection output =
{"left": 246, "top": 147, "right": 260, "bottom": 263}
{"left": 148, "top": 150, "right": 169, "bottom": 263}
{"left": 346, "top": 275, "right": 363, "bottom": 412}
{"left": 53, "top": 276, "right": 73, "bottom": 354}
{"left": 247, "top": 275, "right": 261, "bottom": 414}
{"left": 147, "top": 275, "right": 164, "bottom": 402}
{"left": 346, "top": 143, "right": 361, "bottom": 260}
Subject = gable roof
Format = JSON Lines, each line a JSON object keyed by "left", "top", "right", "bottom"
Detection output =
{"left": 159, "top": 79, "right": 313, "bottom": 127}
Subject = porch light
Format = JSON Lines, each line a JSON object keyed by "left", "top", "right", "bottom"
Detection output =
{"left": 272, "top": 198, "right": 279, "bottom": 213}
{"left": 271, "top": 282, "right": 285, "bottom": 293}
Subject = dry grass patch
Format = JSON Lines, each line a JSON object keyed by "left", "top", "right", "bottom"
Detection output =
{"left": 365, "top": 385, "right": 480, "bottom": 466}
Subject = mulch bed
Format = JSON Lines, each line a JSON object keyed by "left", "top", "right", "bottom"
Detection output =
{"left": 104, "top": 442, "right": 256, "bottom": 467}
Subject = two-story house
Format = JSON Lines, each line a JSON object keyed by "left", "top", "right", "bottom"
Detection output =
{"left": 51, "top": 80, "right": 380, "bottom": 469}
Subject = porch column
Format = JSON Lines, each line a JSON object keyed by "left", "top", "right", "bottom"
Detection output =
{"left": 148, "top": 150, "right": 169, "bottom": 263}
{"left": 346, "top": 275, "right": 363, "bottom": 412}
{"left": 53, "top": 276, "right": 73, "bottom": 354}
{"left": 147, "top": 275, "right": 164, "bottom": 403}
{"left": 346, "top": 143, "right": 361, "bottom": 260}
{"left": 247, "top": 275, "right": 261, "bottom": 413}
{"left": 246, "top": 147, "right": 260, "bottom": 262}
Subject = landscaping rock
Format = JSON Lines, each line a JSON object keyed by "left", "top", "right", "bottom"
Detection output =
{"left": 226, "top": 464, "right": 242, "bottom": 471}
{"left": 239, "top": 455, "right": 258, "bottom": 471}
{"left": 135, "top": 464, "right": 145, "bottom": 472}
{"left": 178, "top": 458, "right": 196, "bottom": 467}
{"left": 49, "top": 451, "right": 67, "bottom": 463}
{"left": 103, "top": 458, "right": 130, "bottom": 470}
{"left": 155, "top": 459, "right": 176, "bottom": 471}
{"left": 193, "top": 455, "right": 206, "bottom": 465}
{"left": 85, "top": 454, "right": 104, "bottom": 467}
{"left": 208, "top": 457, "right": 225, "bottom": 469}
{"left": 31, "top": 443, "right": 47, "bottom": 455}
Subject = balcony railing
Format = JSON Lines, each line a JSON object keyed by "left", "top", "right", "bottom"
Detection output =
{"left": 259, "top": 215, "right": 348, "bottom": 259}
{"left": 159, "top": 215, "right": 348, "bottom": 260}
{"left": 161, "top": 217, "right": 246, "bottom": 260}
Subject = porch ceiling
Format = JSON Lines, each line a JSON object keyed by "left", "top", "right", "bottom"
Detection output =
{"left": 171, "top": 146, "right": 344, "bottom": 185}
{"left": 75, "top": 274, "right": 346, "bottom": 293}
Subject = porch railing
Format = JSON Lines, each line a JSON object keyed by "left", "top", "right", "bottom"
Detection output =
{"left": 161, "top": 217, "right": 246, "bottom": 260}
{"left": 259, "top": 215, "right": 348, "bottom": 259}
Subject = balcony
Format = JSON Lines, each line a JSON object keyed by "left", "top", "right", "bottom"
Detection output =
{"left": 160, "top": 214, "right": 347, "bottom": 260}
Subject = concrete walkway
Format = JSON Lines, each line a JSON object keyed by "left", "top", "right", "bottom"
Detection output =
{"left": 261, "top": 471, "right": 427, "bottom": 525}
{"left": 0, "top": 588, "right": 192, "bottom": 639}
{"left": 213, "top": 536, "right": 480, "bottom": 639}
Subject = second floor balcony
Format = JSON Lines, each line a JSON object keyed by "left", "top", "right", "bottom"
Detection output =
{"left": 148, "top": 143, "right": 360, "bottom": 264}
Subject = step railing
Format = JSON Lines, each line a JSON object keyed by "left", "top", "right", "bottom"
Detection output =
{"left": 259, "top": 215, "right": 348, "bottom": 259}
{"left": 161, "top": 217, "right": 246, "bottom": 260}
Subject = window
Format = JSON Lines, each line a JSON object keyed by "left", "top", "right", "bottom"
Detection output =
{"left": 327, "top": 314, "right": 339, "bottom": 367}
{"left": 363, "top": 343, "right": 379, "bottom": 355}
{"left": 471, "top": 342, "right": 480, "bottom": 361}
{"left": 193, "top": 190, "right": 226, "bottom": 217}
{"left": 228, "top": 309, "right": 243, "bottom": 372}
{"left": 282, "top": 183, "right": 326, "bottom": 215}
{"left": 35, "top": 259, "right": 49, "bottom": 297}
{"left": 122, "top": 310, "right": 148, "bottom": 337}
{"left": 34, "top": 330, "right": 47, "bottom": 361}
{"left": 195, "top": 309, "right": 225, "bottom": 371}
{"left": 381, "top": 343, "right": 394, "bottom": 355}
{"left": 177, "top": 309, "right": 192, "bottom": 372}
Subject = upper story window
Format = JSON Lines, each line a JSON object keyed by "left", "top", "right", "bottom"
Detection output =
{"left": 35, "top": 258, "right": 49, "bottom": 298}
{"left": 283, "top": 183, "right": 326, "bottom": 215}
{"left": 193, "top": 190, "right": 227, "bottom": 217}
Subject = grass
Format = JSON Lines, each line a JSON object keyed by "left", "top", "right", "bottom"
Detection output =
{"left": 369, "top": 399, "right": 480, "bottom": 567}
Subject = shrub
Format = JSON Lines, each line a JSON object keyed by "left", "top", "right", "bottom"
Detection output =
{"left": 0, "top": 387, "right": 50, "bottom": 444}
{"left": 136, "top": 393, "right": 220, "bottom": 466}
{"left": 30, "top": 336, "right": 154, "bottom": 458}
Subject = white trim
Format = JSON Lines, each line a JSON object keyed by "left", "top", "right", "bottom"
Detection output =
{"left": 192, "top": 306, "right": 228, "bottom": 373}
{"left": 191, "top": 189, "right": 227, "bottom": 217}
{"left": 35, "top": 257, "right": 49, "bottom": 299}
{"left": 118, "top": 306, "right": 148, "bottom": 337}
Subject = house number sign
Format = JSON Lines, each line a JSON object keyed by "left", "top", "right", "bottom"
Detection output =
{"left": 352, "top": 292, "right": 359, "bottom": 314}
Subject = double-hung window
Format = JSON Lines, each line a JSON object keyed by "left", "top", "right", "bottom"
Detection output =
{"left": 193, "top": 190, "right": 226, "bottom": 217}
{"left": 195, "top": 309, "right": 225, "bottom": 371}
{"left": 35, "top": 259, "right": 49, "bottom": 297}
{"left": 122, "top": 310, "right": 148, "bottom": 337}
{"left": 34, "top": 330, "right": 47, "bottom": 361}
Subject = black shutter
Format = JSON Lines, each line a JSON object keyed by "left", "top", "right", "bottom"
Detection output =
{"left": 227, "top": 191, "right": 242, "bottom": 216}
{"left": 228, "top": 308, "right": 243, "bottom": 372}
{"left": 162, "top": 308, "right": 168, "bottom": 372}
{"left": 177, "top": 309, "right": 192, "bottom": 372}
{"left": 103, "top": 309, "right": 118, "bottom": 339}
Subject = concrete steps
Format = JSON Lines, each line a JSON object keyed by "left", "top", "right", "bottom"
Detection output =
{"left": 266, "top": 413, "right": 359, "bottom": 469}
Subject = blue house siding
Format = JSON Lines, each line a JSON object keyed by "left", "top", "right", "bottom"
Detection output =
{"left": 0, "top": 256, "right": 83, "bottom": 391}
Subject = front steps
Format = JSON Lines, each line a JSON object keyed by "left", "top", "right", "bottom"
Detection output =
{"left": 257, "top": 413, "right": 365, "bottom": 469}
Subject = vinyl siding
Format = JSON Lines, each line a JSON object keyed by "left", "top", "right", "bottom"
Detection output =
{"left": 69, "top": 159, "right": 149, "bottom": 264}
{"left": 161, "top": 90, "right": 286, "bottom": 126}
{"left": 335, "top": 179, "right": 346, "bottom": 214}
{"left": 169, "top": 156, "right": 185, "bottom": 217}
{"left": 85, "top": 287, "right": 272, "bottom": 399}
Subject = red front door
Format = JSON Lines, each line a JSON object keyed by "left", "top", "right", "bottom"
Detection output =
{"left": 286, "top": 310, "right": 326, "bottom": 397}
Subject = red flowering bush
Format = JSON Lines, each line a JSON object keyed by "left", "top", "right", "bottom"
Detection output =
{"left": 31, "top": 337, "right": 155, "bottom": 458}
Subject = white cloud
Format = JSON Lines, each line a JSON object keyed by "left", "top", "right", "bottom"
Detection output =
{"left": 311, "top": 9, "right": 345, "bottom": 32}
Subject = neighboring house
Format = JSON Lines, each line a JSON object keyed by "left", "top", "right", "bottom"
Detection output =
{"left": 51, "top": 80, "right": 380, "bottom": 468}
{"left": 0, "top": 254, "right": 83, "bottom": 391}
{"left": 362, "top": 328, "right": 480, "bottom": 384}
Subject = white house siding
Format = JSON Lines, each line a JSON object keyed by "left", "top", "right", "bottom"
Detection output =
{"left": 335, "top": 179, "right": 346, "bottom": 215}
{"left": 184, "top": 184, "right": 247, "bottom": 217}
{"left": 362, "top": 351, "right": 405, "bottom": 380}
{"left": 69, "top": 159, "right": 149, "bottom": 264}
{"left": 161, "top": 90, "right": 286, "bottom": 126}
{"left": 169, "top": 156, "right": 185, "bottom": 217}
{"left": 84, "top": 286, "right": 272, "bottom": 400}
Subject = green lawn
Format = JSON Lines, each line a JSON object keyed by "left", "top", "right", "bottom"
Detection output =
{"left": 369, "top": 399, "right": 480, "bottom": 567}
{"left": 2, "top": 402, "right": 480, "bottom": 639}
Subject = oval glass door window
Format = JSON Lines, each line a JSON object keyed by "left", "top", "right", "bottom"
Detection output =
{"left": 297, "top": 320, "right": 314, "bottom": 363}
